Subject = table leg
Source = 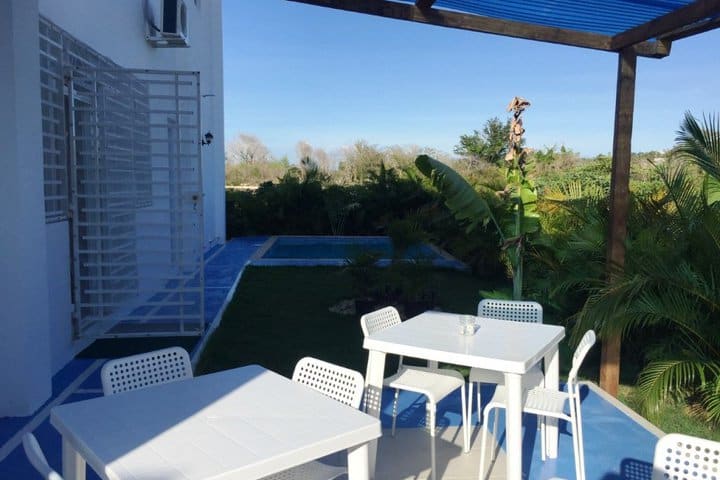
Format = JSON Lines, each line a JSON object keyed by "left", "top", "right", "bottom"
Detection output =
{"left": 62, "top": 437, "right": 86, "bottom": 480}
{"left": 544, "top": 346, "right": 560, "bottom": 458}
{"left": 505, "top": 373, "right": 523, "bottom": 480}
{"left": 347, "top": 443, "right": 370, "bottom": 480}
{"left": 364, "top": 349, "right": 387, "bottom": 480}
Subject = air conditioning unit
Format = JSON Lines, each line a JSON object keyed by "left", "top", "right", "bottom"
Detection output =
{"left": 145, "top": 0, "right": 190, "bottom": 48}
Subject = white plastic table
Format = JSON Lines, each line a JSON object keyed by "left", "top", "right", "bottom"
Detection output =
{"left": 363, "top": 311, "right": 565, "bottom": 480}
{"left": 51, "top": 364, "right": 381, "bottom": 480}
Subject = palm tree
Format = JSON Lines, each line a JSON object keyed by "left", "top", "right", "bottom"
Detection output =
{"left": 572, "top": 113, "right": 720, "bottom": 423}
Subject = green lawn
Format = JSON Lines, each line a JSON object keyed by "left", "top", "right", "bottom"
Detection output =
{"left": 196, "top": 266, "right": 718, "bottom": 440}
{"left": 195, "top": 266, "right": 494, "bottom": 377}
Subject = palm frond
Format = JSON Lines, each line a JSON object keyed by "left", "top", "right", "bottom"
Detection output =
{"left": 637, "top": 359, "right": 709, "bottom": 415}
{"left": 675, "top": 112, "right": 720, "bottom": 181}
{"left": 700, "top": 375, "right": 720, "bottom": 424}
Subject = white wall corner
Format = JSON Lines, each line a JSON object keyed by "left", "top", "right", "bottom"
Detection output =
{"left": 0, "top": 0, "right": 54, "bottom": 417}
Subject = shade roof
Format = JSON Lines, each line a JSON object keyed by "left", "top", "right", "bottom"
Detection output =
{"left": 288, "top": 0, "right": 720, "bottom": 58}
{"left": 403, "top": 0, "right": 694, "bottom": 36}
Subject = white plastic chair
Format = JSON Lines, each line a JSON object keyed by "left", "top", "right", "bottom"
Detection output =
{"left": 478, "top": 330, "right": 596, "bottom": 480}
{"left": 262, "top": 357, "right": 366, "bottom": 480}
{"left": 652, "top": 433, "right": 720, "bottom": 480}
{"left": 291, "top": 356, "right": 365, "bottom": 409}
{"left": 360, "top": 306, "right": 468, "bottom": 480}
{"left": 468, "top": 299, "right": 545, "bottom": 426}
{"left": 100, "top": 346, "right": 193, "bottom": 396}
{"left": 22, "top": 433, "right": 63, "bottom": 480}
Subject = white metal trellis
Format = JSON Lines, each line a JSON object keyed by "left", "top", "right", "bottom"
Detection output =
{"left": 67, "top": 67, "right": 204, "bottom": 338}
{"left": 39, "top": 19, "right": 67, "bottom": 222}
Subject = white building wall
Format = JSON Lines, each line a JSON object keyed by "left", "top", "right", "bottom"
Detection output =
{"left": 0, "top": 0, "right": 54, "bottom": 416}
{"left": 37, "top": 0, "right": 225, "bottom": 248}
{"left": 0, "top": 0, "right": 225, "bottom": 416}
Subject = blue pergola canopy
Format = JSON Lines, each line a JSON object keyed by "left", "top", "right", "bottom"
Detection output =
{"left": 288, "top": 0, "right": 720, "bottom": 58}
{"left": 409, "top": 0, "right": 694, "bottom": 36}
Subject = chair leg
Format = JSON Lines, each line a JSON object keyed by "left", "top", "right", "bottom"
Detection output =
{"left": 429, "top": 403, "right": 437, "bottom": 480}
{"left": 540, "top": 415, "right": 546, "bottom": 462}
{"left": 461, "top": 383, "right": 469, "bottom": 453}
{"left": 391, "top": 388, "right": 400, "bottom": 437}
{"left": 478, "top": 405, "right": 494, "bottom": 480}
{"left": 476, "top": 382, "right": 482, "bottom": 426}
{"left": 467, "top": 380, "right": 474, "bottom": 430}
{"left": 573, "top": 397, "right": 586, "bottom": 480}
{"left": 569, "top": 418, "right": 582, "bottom": 480}
{"left": 491, "top": 407, "right": 500, "bottom": 463}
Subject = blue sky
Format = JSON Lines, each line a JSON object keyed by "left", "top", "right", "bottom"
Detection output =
{"left": 222, "top": 0, "right": 720, "bottom": 161}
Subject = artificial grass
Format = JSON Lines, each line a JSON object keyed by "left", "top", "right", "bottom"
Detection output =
{"left": 195, "top": 266, "right": 496, "bottom": 377}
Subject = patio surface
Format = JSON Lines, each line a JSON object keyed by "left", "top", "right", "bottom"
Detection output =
{"left": 0, "top": 237, "right": 662, "bottom": 479}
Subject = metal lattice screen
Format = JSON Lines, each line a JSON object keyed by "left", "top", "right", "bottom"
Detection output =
{"left": 39, "top": 18, "right": 68, "bottom": 222}
{"left": 68, "top": 67, "right": 204, "bottom": 338}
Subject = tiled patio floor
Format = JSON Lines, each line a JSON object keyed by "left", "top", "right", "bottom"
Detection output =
{"left": 0, "top": 237, "right": 663, "bottom": 479}
{"left": 0, "top": 373, "right": 662, "bottom": 480}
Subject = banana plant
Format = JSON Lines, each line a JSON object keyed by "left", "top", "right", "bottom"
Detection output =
{"left": 415, "top": 97, "right": 540, "bottom": 300}
{"left": 415, "top": 97, "right": 540, "bottom": 299}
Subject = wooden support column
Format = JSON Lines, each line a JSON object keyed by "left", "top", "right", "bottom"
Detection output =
{"left": 601, "top": 48, "right": 637, "bottom": 397}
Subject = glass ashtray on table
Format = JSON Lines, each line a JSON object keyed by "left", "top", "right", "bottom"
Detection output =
{"left": 458, "top": 314, "right": 478, "bottom": 335}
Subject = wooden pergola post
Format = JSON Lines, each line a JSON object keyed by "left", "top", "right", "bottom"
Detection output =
{"left": 601, "top": 47, "right": 637, "bottom": 397}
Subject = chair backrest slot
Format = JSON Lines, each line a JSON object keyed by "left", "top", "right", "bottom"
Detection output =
{"left": 101, "top": 346, "right": 193, "bottom": 396}
{"left": 478, "top": 299, "right": 543, "bottom": 323}
{"left": 292, "top": 357, "right": 365, "bottom": 409}
{"left": 652, "top": 433, "right": 720, "bottom": 480}
{"left": 360, "top": 306, "right": 405, "bottom": 372}
{"left": 360, "top": 306, "right": 401, "bottom": 336}
{"left": 566, "top": 330, "right": 596, "bottom": 398}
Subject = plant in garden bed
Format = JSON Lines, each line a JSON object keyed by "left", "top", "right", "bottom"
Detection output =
{"left": 347, "top": 258, "right": 438, "bottom": 318}
{"left": 344, "top": 220, "right": 438, "bottom": 317}
{"left": 416, "top": 97, "right": 539, "bottom": 300}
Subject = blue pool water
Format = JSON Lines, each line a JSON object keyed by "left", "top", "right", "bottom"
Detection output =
{"left": 265, "top": 237, "right": 434, "bottom": 259}
{"left": 250, "top": 236, "right": 467, "bottom": 269}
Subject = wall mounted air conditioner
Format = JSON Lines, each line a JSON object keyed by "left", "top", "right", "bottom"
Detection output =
{"left": 145, "top": 0, "right": 190, "bottom": 48}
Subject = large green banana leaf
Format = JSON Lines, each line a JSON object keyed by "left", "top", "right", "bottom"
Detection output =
{"left": 415, "top": 155, "right": 504, "bottom": 239}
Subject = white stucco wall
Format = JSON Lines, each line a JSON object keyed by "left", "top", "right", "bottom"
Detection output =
{"left": 0, "top": 0, "right": 225, "bottom": 416}
{"left": 38, "top": 0, "right": 226, "bottom": 248}
{"left": 0, "top": 0, "right": 54, "bottom": 416}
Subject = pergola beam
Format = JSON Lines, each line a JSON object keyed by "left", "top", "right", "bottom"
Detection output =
{"left": 287, "top": 0, "right": 668, "bottom": 58}
{"left": 611, "top": 0, "right": 720, "bottom": 50}
{"left": 415, "top": 0, "right": 436, "bottom": 10}
{"left": 633, "top": 39, "right": 671, "bottom": 58}
{"left": 661, "top": 15, "right": 720, "bottom": 41}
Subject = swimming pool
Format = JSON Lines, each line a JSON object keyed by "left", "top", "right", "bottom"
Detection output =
{"left": 249, "top": 236, "right": 467, "bottom": 269}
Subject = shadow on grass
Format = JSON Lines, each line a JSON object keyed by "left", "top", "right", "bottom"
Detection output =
{"left": 195, "top": 266, "right": 503, "bottom": 377}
